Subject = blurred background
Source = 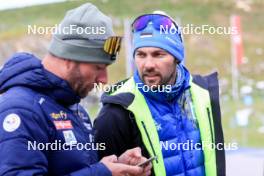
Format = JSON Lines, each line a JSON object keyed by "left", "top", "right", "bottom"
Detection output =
{"left": 0, "top": 0, "right": 263, "bottom": 175}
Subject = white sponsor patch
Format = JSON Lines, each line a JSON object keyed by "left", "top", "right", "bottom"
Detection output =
{"left": 63, "top": 130, "right": 77, "bottom": 145}
{"left": 3, "top": 113, "right": 21, "bottom": 132}
{"left": 140, "top": 33, "right": 153, "bottom": 38}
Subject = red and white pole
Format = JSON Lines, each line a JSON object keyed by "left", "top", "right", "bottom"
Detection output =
{"left": 230, "top": 15, "right": 244, "bottom": 100}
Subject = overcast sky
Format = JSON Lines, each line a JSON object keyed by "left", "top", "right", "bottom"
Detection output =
{"left": 0, "top": 0, "right": 67, "bottom": 11}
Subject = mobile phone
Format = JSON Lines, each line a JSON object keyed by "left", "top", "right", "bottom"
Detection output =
{"left": 137, "top": 156, "right": 157, "bottom": 167}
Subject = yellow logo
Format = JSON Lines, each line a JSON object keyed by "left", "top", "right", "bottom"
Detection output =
{"left": 50, "top": 111, "right": 67, "bottom": 120}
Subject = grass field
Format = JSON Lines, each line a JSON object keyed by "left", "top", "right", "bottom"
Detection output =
{"left": 0, "top": 0, "right": 263, "bottom": 148}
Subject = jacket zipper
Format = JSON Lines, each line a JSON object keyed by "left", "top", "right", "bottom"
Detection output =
{"left": 141, "top": 121, "right": 158, "bottom": 163}
{"left": 206, "top": 107, "right": 214, "bottom": 143}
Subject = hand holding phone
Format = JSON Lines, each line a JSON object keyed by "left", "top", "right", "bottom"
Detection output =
{"left": 136, "top": 156, "right": 157, "bottom": 167}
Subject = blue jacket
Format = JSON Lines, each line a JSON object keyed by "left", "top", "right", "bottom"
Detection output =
{"left": 133, "top": 65, "right": 205, "bottom": 176}
{"left": 94, "top": 71, "right": 225, "bottom": 176}
{"left": 0, "top": 53, "right": 111, "bottom": 176}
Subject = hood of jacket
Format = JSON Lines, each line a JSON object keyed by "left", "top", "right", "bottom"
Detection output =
{"left": 0, "top": 52, "right": 80, "bottom": 105}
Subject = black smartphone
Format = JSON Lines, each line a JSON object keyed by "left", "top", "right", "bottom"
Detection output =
{"left": 137, "top": 156, "right": 157, "bottom": 167}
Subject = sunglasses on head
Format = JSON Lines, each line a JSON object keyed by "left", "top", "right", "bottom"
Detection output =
{"left": 131, "top": 14, "right": 183, "bottom": 42}
{"left": 103, "top": 36, "right": 122, "bottom": 57}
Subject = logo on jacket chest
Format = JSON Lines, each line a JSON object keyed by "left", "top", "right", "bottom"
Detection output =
{"left": 50, "top": 111, "right": 68, "bottom": 120}
{"left": 63, "top": 130, "right": 77, "bottom": 145}
{"left": 154, "top": 119, "right": 162, "bottom": 131}
{"left": 53, "top": 120, "right": 73, "bottom": 130}
{"left": 49, "top": 111, "right": 74, "bottom": 130}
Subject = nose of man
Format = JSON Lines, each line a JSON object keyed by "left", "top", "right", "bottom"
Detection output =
{"left": 143, "top": 57, "right": 158, "bottom": 75}
{"left": 143, "top": 56, "right": 156, "bottom": 71}
{"left": 96, "top": 68, "right": 108, "bottom": 85}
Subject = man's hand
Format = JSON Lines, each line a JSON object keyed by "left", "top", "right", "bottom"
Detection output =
{"left": 118, "top": 147, "right": 152, "bottom": 176}
{"left": 100, "top": 155, "right": 144, "bottom": 176}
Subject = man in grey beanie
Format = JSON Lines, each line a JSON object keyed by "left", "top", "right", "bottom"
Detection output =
{"left": 0, "top": 3, "right": 151, "bottom": 176}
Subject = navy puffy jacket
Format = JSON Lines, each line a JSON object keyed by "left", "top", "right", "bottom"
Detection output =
{"left": 133, "top": 69, "right": 205, "bottom": 176}
{"left": 0, "top": 53, "right": 111, "bottom": 176}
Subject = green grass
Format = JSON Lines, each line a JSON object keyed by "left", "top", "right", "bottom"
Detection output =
{"left": 0, "top": 0, "right": 263, "bottom": 148}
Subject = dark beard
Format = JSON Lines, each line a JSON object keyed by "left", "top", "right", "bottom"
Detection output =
{"left": 141, "top": 68, "right": 177, "bottom": 87}
{"left": 67, "top": 65, "right": 87, "bottom": 98}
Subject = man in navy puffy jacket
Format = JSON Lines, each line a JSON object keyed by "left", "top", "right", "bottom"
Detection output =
{"left": 0, "top": 3, "right": 151, "bottom": 176}
{"left": 94, "top": 12, "right": 225, "bottom": 176}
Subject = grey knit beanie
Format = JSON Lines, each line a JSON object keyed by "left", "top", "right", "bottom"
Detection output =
{"left": 48, "top": 3, "right": 116, "bottom": 64}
